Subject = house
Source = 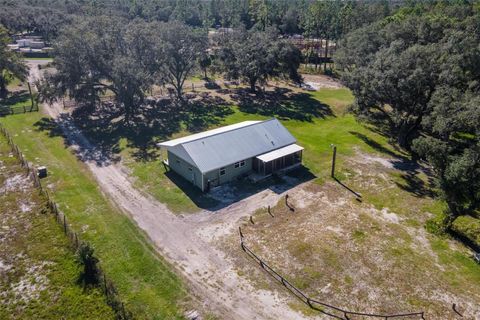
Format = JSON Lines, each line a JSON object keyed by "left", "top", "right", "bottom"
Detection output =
{"left": 157, "top": 119, "right": 304, "bottom": 191}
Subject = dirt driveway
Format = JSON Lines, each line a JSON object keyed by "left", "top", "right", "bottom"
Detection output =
{"left": 26, "top": 61, "right": 313, "bottom": 319}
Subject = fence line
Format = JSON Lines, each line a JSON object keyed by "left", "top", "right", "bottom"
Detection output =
{"left": 0, "top": 123, "right": 131, "bottom": 320}
{"left": 239, "top": 227, "right": 425, "bottom": 320}
{"left": 0, "top": 102, "right": 39, "bottom": 116}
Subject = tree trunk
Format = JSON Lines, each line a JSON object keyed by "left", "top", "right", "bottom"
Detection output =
{"left": 443, "top": 202, "right": 460, "bottom": 232}
{"left": 249, "top": 79, "right": 257, "bottom": 93}
{"left": 176, "top": 87, "right": 183, "bottom": 101}
{"left": 323, "top": 39, "right": 329, "bottom": 73}
{"left": 397, "top": 129, "right": 410, "bottom": 150}
{"left": 204, "top": 68, "right": 208, "bottom": 79}
{"left": 397, "top": 117, "right": 423, "bottom": 150}
{"left": 0, "top": 81, "right": 7, "bottom": 100}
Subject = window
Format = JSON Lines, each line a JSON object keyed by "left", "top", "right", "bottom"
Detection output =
{"left": 234, "top": 160, "right": 245, "bottom": 169}
{"left": 188, "top": 167, "right": 193, "bottom": 171}
{"left": 219, "top": 167, "right": 226, "bottom": 176}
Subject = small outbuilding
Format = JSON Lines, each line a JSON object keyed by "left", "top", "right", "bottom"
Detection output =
{"left": 157, "top": 119, "right": 304, "bottom": 191}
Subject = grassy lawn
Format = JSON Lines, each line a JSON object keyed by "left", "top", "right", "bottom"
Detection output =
{"left": 122, "top": 87, "right": 398, "bottom": 213}
{"left": 0, "top": 110, "right": 188, "bottom": 319}
{"left": 0, "top": 135, "right": 114, "bottom": 319}
{"left": 23, "top": 57, "right": 53, "bottom": 61}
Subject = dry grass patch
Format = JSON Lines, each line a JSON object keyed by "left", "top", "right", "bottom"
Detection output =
{"left": 0, "top": 138, "right": 113, "bottom": 319}
{"left": 221, "top": 154, "right": 480, "bottom": 319}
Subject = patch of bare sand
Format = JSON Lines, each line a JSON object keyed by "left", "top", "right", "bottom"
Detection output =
{"left": 220, "top": 170, "right": 480, "bottom": 319}
{"left": 302, "top": 74, "right": 343, "bottom": 90}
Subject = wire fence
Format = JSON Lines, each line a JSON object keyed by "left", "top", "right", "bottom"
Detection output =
{"left": 0, "top": 123, "right": 132, "bottom": 320}
{"left": 0, "top": 102, "right": 39, "bottom": 116}
{"left": 239, "top": 226, "right": 425, "bottom": 320}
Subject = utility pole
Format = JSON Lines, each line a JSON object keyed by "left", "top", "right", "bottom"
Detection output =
{"left": 330, "top": 144, "right": 336, "bottom": 178}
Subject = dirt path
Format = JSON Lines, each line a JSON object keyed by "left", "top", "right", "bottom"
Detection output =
{"left": 26, "top": 61, "right": 309, "bottom": 319}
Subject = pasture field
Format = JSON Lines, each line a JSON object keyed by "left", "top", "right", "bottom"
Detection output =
{"left": 2, "top": 78, "right": 479, "bottom": 318}
{"left": 0, "top": 135, "right": 114, "bottom": 319}
{"left": 120, "top": 87, "right": 400, "bottom": 214}
{"left": 0, "top": 110, "right": 188, "bottom": 319}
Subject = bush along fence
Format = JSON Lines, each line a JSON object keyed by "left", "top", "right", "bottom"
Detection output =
{"left": 238, "top": 226, "right": 425, "bottom": 320}
{"left": 0, "top": 123, "right": 132, "bottom": 320}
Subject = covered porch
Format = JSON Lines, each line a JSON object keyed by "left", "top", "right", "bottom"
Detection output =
{"left": 252, "top": 144, "right": 304, "bottom": 177}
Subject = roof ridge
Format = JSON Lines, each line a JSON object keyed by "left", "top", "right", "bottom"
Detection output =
{"left": 180, "top": 118, "right": 277, "bottom": 146}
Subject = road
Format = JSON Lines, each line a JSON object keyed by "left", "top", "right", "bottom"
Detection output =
{"left": 27, "top": 60, "right": 308, "bottom": 319}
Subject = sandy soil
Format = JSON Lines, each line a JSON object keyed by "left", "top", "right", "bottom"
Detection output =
{"left": 221, "top": 151, "right": 480, "bottom": 320}
{"left": 301, "top": 74, "right": 343, "bottom": 90}
{"left": 27, "top": 61, "right": 311, "bottom": 319}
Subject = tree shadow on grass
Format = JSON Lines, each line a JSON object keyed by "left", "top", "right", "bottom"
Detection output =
{"left": 183, "top": 93, "right": 234, "bottom": 133}
{"left": 34, "top": 114, "right": 121, "bottom": 166}
{"left": 34, "top": 93, "right": 234, "bottom": 166}
{"left": 349, "top": 131, "right": 403, "bottom": 160}
{"left": 231, "top": 87, "right": 333, "bottom": 122}
{"left": 2, "top": 90, "right": 30, "bottom": 105}
{"left": 34, "top": 117, "right": 64, "bottom": 138}
{"left": 349, "top": 131, "right": 436, "bottom": 198}
{"left": 394, "top": 170, "right": 436, "bottom": 198}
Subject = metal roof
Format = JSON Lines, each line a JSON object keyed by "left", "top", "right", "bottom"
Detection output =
{"left": 157, "top": 121, "right": 261, "bottom": 147}
{"left": 256, "top": 144, "right": 304, "bottom": 162}
{"left": 159, "top": 119, "right": 298, "bottom": 173}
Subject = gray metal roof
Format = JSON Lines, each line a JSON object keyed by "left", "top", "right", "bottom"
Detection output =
{"left": 161, "top": 118, "right": 297, "bottom": 173}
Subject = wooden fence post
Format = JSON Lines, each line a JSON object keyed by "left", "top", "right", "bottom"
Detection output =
{"left": 268, "top": 205, "right": 274, "bottom": 217}
{"left": 63, "top": 214, "right": 67, "bottom": 234}
{"left": 331, "top": 145, "right": 337, "bottom": 178}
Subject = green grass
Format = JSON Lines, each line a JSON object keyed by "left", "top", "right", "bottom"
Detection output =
{"left": 0, "top": 136, "right": 114, "bottom": 319}
{"left": 453, "top": 215, "right": 480, "bottom": 247}
{"left": 430, "top": 238, "right": 480, "bottom": 289}
{"left": 0, "top": 111, "right": 187, "bottom": 319}
{"left": 6, "top": 77, "right": 22, "bottom": 90}
{"left": 23, "top": 57, "right": 53, "bottom": 61}
{"left": 122, "top": 88, "right": 396, "bottom": 213}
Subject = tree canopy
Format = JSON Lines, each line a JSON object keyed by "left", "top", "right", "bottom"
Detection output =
{"left": 0, "top": 0, "right": 395, "bottom": 39}
{"left": 39, "top": 17, "right": 206, "bottom": 121}
{"left": 0, "top": 25, "right": 27, "bottom": 99}
{"left": 215, "top": 28, "right": 302, "bottom": 92}
{"left": 336, "top": 3, "right": 480, "bottom": 230}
